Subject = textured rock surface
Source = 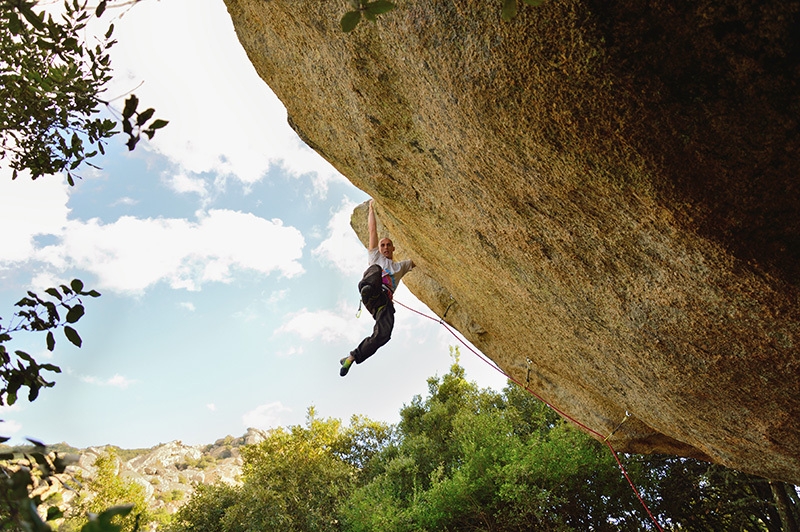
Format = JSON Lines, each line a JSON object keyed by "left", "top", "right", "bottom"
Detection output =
{"left": 224, "top": 0, "right": 800, "bottom": 482}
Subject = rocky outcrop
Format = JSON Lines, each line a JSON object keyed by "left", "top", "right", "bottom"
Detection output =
{"left": 62, "top": 428, "right": 267, "bottom": 514}
{"left": 223, "top": 0, "right": 800, "bottom": 483}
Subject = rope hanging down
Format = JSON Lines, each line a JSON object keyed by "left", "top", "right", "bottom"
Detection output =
{"left": 393, "top": 298, "right": 665, "bottom": 532}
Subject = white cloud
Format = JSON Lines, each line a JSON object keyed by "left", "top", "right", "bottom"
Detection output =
{"left": 275, "top": 346, "right": 304, "bottom": 358}
{"left": 206, "top": 403, "right": 217, "bottom": 412}
{"left": 179, "top": 302, "right": 196, "bottom": 312}
{"left": 112, "top": 197, "right": 138, "bottom": 207}
{"left": 103, "top": 0, "right": 345, "bottom": 193}
{"left": 313, "top": 199, "right": 368, "bottom": 275}
{"left": 276, "top": 307, "right": 362, "bottom": 344}
{"left": 80, "top": 373, "right": 135, "bottom": 389}
{"left": 267, "top": 289, "right": 289, "bottom": 305}
{"left": 0, "top": 419, "right": 22, "bottom": 435}
{"left": 242, "top": 402, "right": 291, "bottom": 430}
{"left": 163, "top": 172, "right": 208, "bottom": 198}
{"left": 29, "top": 209, "right": 305, "bottom": 294}
{"left": 0, "top": 173, "right": 70, "bottom": 263}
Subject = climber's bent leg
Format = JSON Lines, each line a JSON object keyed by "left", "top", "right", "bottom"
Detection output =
{"left": 351, "top": 302, "right": 395, "bottom": 364}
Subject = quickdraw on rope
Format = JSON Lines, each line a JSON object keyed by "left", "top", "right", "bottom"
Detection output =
{"left": 604, "top": 411, "right": 631, "bottom": 442}
{"left": 393, "top": 298, "right": 665, "bottom": 532}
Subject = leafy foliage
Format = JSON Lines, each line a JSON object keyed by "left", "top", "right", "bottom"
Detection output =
{"left": 167, "top": 349, "right": 798, "bottom": 531}
{"left": 0, "top": 280, "right": 112, "bottom": 531}
{"left": 340, "top": 0, "right": 395, "bottom": 33}
{"left": 0, "top": 279, "right": 99, "bottom": 407}
{"left": 219, "top": 410, "right": 361, "bottom": 531}
{"left": 165, "top": 484, "right": 239, "bottom": 532}
{"left": 0, "top": 442, "right": 139, "bottom": 532}
{"left": 0, "top": 0, "right": 168, "bottom": 185}
{"left": 0, "top": 439, "right": 78, "bottom": 531}
{"left": 61, "top": 449, "right": 150, "bottom": 532}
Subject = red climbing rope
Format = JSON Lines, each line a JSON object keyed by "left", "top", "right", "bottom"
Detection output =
{"left": 394, "top": 298, "right": 665, "bottom": 532}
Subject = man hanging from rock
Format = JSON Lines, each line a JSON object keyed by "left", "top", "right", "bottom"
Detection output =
{"left": 340, "top": 200, "right": 415, "bottom": 377}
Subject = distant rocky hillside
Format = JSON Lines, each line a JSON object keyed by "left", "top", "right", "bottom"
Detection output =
{"left": 16, "top": 428, "right": 267, "bottom": 517}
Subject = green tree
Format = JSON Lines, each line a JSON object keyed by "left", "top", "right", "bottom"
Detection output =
{"left": 165, "top": 483, "right": 240, "bottom": 532}
{"left": 623, "top": 453, "right": 797, "bottom": 531}
{"left": 341, "top": 351, "right": 641, "bottom": 531}
{"left": 61, "top": 448, "right": 152, "bottom": 532}
{"left": 222, "top": 409, "right": 356, "bottom": 532}
{"left": 1, "top": 0, "right": 167, "bottom": 185}
{"left": 163, "top": 349, "right": 798, "bottom": 532}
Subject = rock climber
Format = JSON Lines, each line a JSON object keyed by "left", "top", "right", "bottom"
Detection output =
{"left": 340, "top": 199, "right": 415, "bottom": 377}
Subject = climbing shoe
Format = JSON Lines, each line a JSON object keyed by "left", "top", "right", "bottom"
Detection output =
{"left": 340, "top": 357, "right": 353, "bottom": 377}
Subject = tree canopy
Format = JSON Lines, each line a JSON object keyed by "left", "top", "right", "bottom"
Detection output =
{"left": 167, "top": 349, "right": 799, "bottom": 531}
{"left": 0, "top": 0, "right": 166, "bottom": 185}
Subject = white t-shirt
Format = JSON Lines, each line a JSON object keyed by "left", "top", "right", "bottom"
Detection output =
{"left": 368, "top": 248, "right": 413, "bottom": 292}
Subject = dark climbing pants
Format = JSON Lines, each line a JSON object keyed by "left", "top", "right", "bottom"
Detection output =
{"left": 351, "top": 299, "right": 395, "bottom": 364}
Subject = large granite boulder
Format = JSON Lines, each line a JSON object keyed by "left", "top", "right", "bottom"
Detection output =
{"left": 224, "top": 0, "right": 799, "bottom": 483}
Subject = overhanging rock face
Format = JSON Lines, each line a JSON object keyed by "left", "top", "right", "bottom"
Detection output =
{"left": 223, "top": 0, "right": 800, "bottom": 483}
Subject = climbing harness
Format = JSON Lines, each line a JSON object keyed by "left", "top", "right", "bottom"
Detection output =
{"left": 393, "top": 297, "right": 665, "bottom": 532}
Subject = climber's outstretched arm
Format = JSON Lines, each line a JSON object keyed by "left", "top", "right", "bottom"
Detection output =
{"left": 368, "top": 199, "right": 378, "bottom": 250}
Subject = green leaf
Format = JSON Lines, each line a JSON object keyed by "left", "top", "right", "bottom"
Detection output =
{"left": 86, "top": 290, "right": 102, "bottom": 298}
{"left": 64, "top": 326, "right": 82, "bottom": 347}
{"left": 15, "top": 297, "right": 37, "bottom": 307}
{"left": 126, "top": 134, "right": 140, "bottom": 151}
{"left": 44, "top": 288, "right": 62, "bottom": 301}
{"left": 105, "top": 23, "right": 115, "bottom": 39}
{"left": 95, "top": 0, "right": 107, "bottom": 17}
{"left": 15, "top": 350, "right": 34, "bottom": 363}
{"left": 70, "top": 279, "right": 84, "bottom": 293}
{"left": 136, "top": 108, "right": 155, "bottom": 126}
{"left": 502, "top": 0, "right": 517, "bottom": 21}
{"left": 66, "top": 304, "right": 85, "bottom": 324}
{"left": 365, "top": 0, "right": 396, "bottom": 15}
{"left": 28, "top": 385, "right": 41, "bottom": 402}
{"left": 7, "top": 392, "right": 17, "bottom": 406}
{"left": 148, "top": 119, "right": 169, "bottom": 131}
{"left": 122, "top": 94, "right": 139, "bottom": 120}
{"left": 7, "top": 11, "right": 22, "bottom": 34}
{"left": 46, "top": 331, "right": 55, "bottom": 352}
{"left": 19, "top": 4, "right": 45, "bottom": 31}
{"left": 63, "top": 37, "right": 79, "bottom": 52}
{"left": 341, "top": 10, "right": 362, "bottom": 32}
{"left": 96, "top": 504, "right": 134, "bottom": 526}
{"left": 27, "top": 437, "right": 46, "bottom": 448}
{"left": 47, "top": 506, "right": 63, "bottom": 521}
{"left": 54, "top": 453, "right": 79, "bottom": 473}
{"left": 0, "top": 436, "right": 10, "bottom": 444}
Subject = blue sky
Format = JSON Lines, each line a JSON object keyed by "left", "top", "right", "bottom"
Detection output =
{"left": 0, "top": 0, "right": 506, "bottom": 449}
